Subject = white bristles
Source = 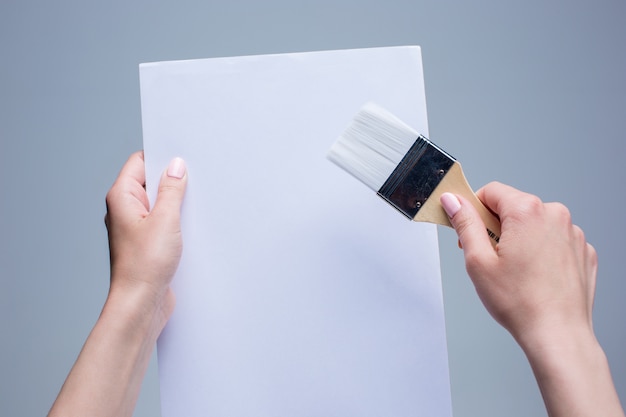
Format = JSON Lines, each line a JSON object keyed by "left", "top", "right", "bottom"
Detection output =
{"left": 327, "top": 102, "right": 420, "bottom": 191}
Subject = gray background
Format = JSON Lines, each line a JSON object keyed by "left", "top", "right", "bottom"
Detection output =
{"left": 1, "top": 0, "right": 624, "bottom": 416}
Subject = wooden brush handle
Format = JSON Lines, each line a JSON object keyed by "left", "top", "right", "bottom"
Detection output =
{"left": 414, "top": 162, "right": 501, "bottom": 247}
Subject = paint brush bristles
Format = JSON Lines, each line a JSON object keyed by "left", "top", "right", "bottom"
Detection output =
{"left": 327, "top": 103, "right": 420, "bottom": 192}
{"left": 328, "top": 102, "right": 502, "bottom": 247}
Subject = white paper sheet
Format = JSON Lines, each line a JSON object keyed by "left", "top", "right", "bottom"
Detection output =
{"left": 140, "top": 46, "right": 452, "bottom": 417}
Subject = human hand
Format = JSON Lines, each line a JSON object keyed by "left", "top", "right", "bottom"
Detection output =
{"left": 48, "top": 152, "right": 188, "bottom": 417}
{"left": 440, "top": 183, "right": 624, "bottom": 417}
{"left": 440, "top": 182, "right": 596, "bottom": 347}
{"left": 105, "top": 151, "right": 187, "bottom": 319}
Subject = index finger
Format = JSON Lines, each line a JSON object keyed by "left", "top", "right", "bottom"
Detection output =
{"left": 106, "top": 151, "right": 150, "bottom": 214}
{"left": 115, "top": 151, "right": 146, "bottom": 188}
{"left": 475, "top": 181, "right": 538, "bottom": 218}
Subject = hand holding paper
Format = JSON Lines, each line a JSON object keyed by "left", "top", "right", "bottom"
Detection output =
{"left": 48, "top": 153, "right": 188, "bottom": 417}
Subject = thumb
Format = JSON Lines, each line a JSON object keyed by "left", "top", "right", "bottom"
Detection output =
{"left": 152, "top": 157, "right": 188, "bottom": 219}
{"left": 440, "top": 192, "right": 494, "bottom": 257}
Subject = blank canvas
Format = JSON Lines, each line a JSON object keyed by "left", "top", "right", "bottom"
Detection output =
{"left": 140, "top": 46, "right": 452, "bottom": 417}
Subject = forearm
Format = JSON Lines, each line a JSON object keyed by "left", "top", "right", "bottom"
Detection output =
{"left": 48, "top": 284, "right": 172, "bottom": 417}
{"left": 520, "top": 328, "right": 625, "bottom": 417}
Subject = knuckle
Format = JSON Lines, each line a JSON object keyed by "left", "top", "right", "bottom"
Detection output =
{"left": 516, "top": 194, "right": 543, "bottom": 217}
{"left": 451, "top": 210, "right": 475, "bottom": 237}
{"left": 550, "top": 202, "right": 573, "bottom": 225}
{"left": 464, "top": 250, "right": 483, "bottom": 272}
{"left": 158, "top": 181, "right": 181, "bottom": 196}
{"left": 572, "top": 224, "right": 585, "bottom": 242}
{"left": 105, "top": 180, "right": 126, "bottom": 206}
{"left": 105, "top": 187, "right": 116, "bottom": 206}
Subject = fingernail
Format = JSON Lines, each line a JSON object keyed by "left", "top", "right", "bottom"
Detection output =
{"left": 167, "top": 157, "right": 186, "bottom": 179}
{"left": 440, "top": 192, "right": 461, "bottom": 218}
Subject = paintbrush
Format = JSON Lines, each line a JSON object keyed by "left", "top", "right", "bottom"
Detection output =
{"left": 327, "top": 102, "right": 501, "bottom": 247}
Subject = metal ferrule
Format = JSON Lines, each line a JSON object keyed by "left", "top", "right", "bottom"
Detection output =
{"left": 377, "top": 135, "right": 456, "bottom": 220}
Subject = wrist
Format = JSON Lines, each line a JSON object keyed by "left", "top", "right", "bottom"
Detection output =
{"left": 48, "top": 279, "right": 176, "bottom": 416}
{"left": 522, "top": 330, "right": 602, "bottom": 371}
{"left": 516, "top": 320, "right": 601, "bottom": 385}
{"left": 516, "top": 320, "right": 599, "bottom": 369}
{"left": 517, "top": 324, "right": 624, "bottom": 416}
{"left": 104, "top": 279, "right": 175, "bottom": 342}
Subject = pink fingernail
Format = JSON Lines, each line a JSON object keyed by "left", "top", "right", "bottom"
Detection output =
{"left": 440, "top": 192, "right": 461, "bottom": 218}
{"left": 167, "top": 157, "right": 186, "bottom": 179}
